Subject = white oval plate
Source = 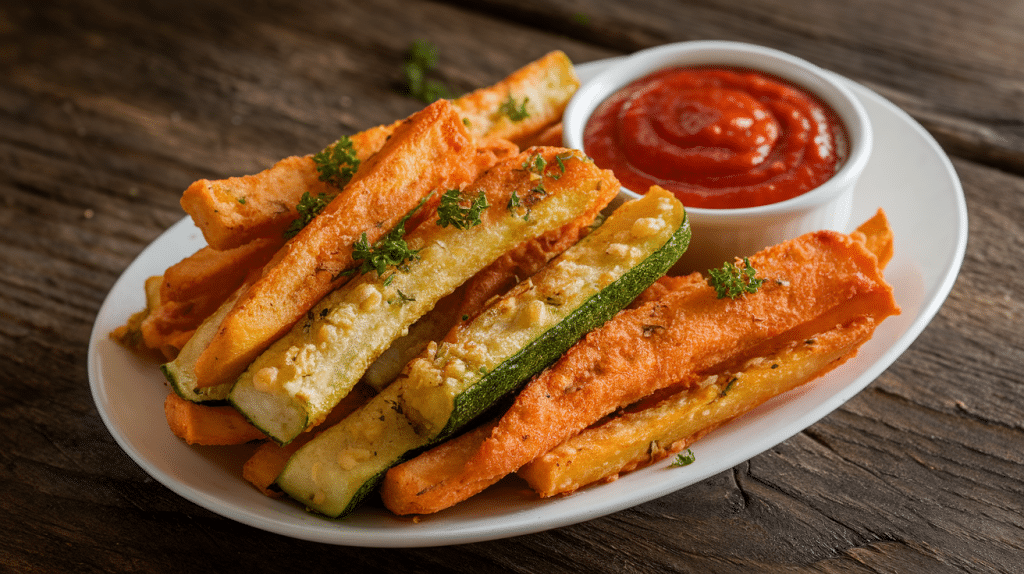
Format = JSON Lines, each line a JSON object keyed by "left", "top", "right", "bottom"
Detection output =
{"left": 88, "top": 57, "right": 967, "bottom": 547}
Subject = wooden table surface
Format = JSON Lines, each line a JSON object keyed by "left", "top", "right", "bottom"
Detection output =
{"left": 3, "top": 0, "right": 1022, "bottom": 572}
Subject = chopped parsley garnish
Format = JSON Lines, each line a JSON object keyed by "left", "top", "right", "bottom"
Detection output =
{"left": 313, "top": 136, "right": 360, "bottom": 188}
{"left": 707, "top": 257, "right": 764, "bottom": 299}
{"left": 237, "top": 196, "right": 247, "bottom": 204}
{"left": 720, "top": 376, "right": 738, "bottom": 397}
{"left": 508, "top": 151, "right": 577, "bottom": 220}
{"left": 403, "top": 39, "right": 453, "bottom": 103}
{"left": 551, "top": 151, "right": 574, "bottom": 179}
{"left": 283, "top": 191, "right": 334, "bottom": 239}
{"left": 437, "top": 189, "right": 489, "bottom": 230}
{"left": 390, "top": 288, "right": 416, "bottom": 305}
{"left": 350, "top": 229, "right": 418, "bottom": 278}
{"left": 523, "top": 152, "right": 547, "bottom": 175}
{"left": 498, "top": 93, "right": 530, "bottom": 122}
{"left": 670, "top": 449, "right": 696, "bottom": 467}
{"left": 346, "top": 195, "right": 430, "bottom": 278}
{"left": 507, "top": 190, "right": 524, "bottom": 218}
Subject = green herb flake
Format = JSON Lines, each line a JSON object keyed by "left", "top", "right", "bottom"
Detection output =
{"left": 237, "top": 196, "right": 247, "bottom": 205}
{"left": 498, "top": 93, "right": 530, "bottom": 122}
{"left": 670, "top": 449, "right": 696, "bottom": 467}
{"left": 720, "top": 376, "right": 738, "bottom": 397}
{"left": 507, "top": 190, "right": 523, "bottom": 214}
{"left": 403, "top": 39, "right": 454, "bottom": 103}
{"left": 707, "top": 257, "right": 765, "bottom": 299}
{"left": 550, "top": 152, "right": 574, "bottom": 180}
{"left": 390, "top": 288, "right": 416, "bottom": 305}
{"left": 313, "top": 136, "right": 360, "bottom": 188}
{"left": 346, "top": 195, "right": 430, "bottom": 277}
{"left": 523, "top": 152, "right": 547, "bottom": 175}
{"left": 437, "top": 189, "right": 489, "bottom": 230}
{"left": 283, "top": 191, "right": 334, "bottom": 239}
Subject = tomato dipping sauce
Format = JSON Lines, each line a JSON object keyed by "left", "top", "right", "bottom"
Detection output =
{"left": 583, "top": 66, "right": 845, "bottom": 209}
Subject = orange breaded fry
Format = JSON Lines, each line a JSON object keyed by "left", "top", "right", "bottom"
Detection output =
{"left": 381, "top": 228, "right": 899, "bottom": 515}
{"left": 181, "top": 156, "right": 336, "bottom": 251}
{"left": 453, "top": 51, "right": 578, "bottom": 147}
{"left": 159, "top": 238, "right": 281, "bottom": 304}
{"left": 180, "top": 125, "right": 397, "bottom": 251}
{"left": 139, "top": 238, "right": 280, "bottom": 357}
{"left": 380, "top": 421, "right": 499, "bottom": 512}
{"left": 851, "top": 208, "right": 894, "bottom": 269}
{"left": 164, "top": 392, "right": 266, "bottom": 446}
{"left": 192, "top": 99, "right": 477, "bottom": 388}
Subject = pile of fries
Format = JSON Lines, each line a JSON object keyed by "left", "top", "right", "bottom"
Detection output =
{"left": 112, "top": 51, "right": 899, "bottom": 518}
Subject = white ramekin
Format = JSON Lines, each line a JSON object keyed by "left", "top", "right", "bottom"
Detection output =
{"left": 564, "top": 41, "right": 873, "bottom": 273}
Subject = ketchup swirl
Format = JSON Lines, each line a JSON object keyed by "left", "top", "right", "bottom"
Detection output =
{"left": 583, "top": 67, "right": 844, "bottom": 209}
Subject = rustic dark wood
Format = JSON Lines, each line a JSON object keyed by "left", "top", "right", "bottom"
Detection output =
{"left": 2, "top": 0, "right": 1022, "bottom": 572}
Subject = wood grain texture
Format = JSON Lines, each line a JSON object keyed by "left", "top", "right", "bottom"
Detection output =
{"left": 1, "top": 0, "right": 1022, "bottom": 572}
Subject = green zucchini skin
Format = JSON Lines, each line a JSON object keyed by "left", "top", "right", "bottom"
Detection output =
{"left": 161, "top": 290, "right": 240, "bottom": 404}
{"left": 161, "top": 364, "right": 230, "bottom": 404}
{"left": 440, "top": 209, "right": 690, "bottom": 441}
{"left": 276, "top": 188, "right": 690, "bottom": 518}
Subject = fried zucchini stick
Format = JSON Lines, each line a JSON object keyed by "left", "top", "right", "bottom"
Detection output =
{"left": 191, "top": 99, "right": 477, "bottom": 388}
{"left": 381, "top": 225, "right": 899, "bottom": 515}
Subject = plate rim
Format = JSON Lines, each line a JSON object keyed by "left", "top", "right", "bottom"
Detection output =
{"left": 87, "top": 56, "right": 968, "bottom": 547}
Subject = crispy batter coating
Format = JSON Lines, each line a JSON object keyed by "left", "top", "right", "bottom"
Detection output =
{"left": 137, "top": 239, "right": 280, "bottom": 358}
{"left": 164, "top": 392, "right": 266, "bottom": 446}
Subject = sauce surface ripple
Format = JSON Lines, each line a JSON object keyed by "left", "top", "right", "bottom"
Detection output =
{"left": 583, "top": 67, "right": 845, "bottom": 209}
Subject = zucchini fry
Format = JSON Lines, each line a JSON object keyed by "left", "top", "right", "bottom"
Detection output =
{"left": 189, "top": 99, "right": 477, "bottom": 389}
{"left": 241, "top": 382, "right": 377, "bottom": 497}
{"left": 379, "top": 223, "right": 899, "bottom": 516}
{"left": 361, "top": 209, "right": 601, "bottom": 393}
